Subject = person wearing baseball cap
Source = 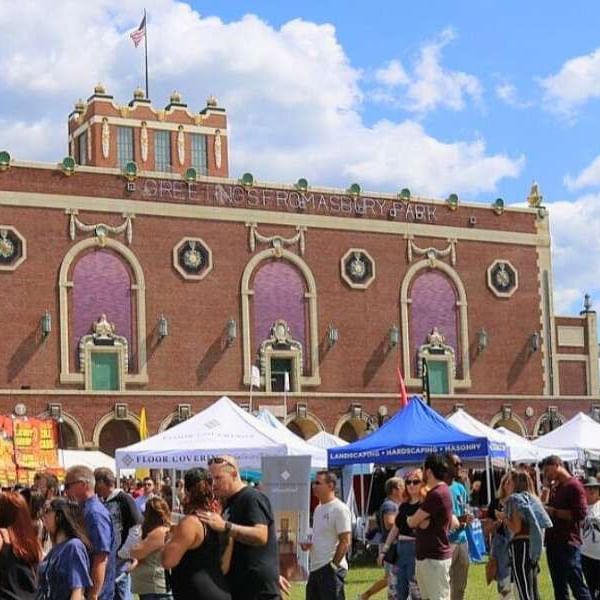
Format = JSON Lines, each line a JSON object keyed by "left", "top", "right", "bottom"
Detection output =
{"left": 581, "top": 476, "right": 600, "bottom": 599}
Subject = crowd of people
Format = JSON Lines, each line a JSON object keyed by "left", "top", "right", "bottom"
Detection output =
{"left": 0, "top": 452, "right": 599, "bottom": 600}
{"left": 0, "top": 456, "right": 290, "bottom": 600}
{"left": 352, "top": 453, "right": 600, "bottom": 600}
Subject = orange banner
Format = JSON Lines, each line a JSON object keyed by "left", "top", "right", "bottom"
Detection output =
{"left": 0, "top": 416, "right": 17, "bottom": 487}
{"left": 13, "top": 418, "right": 60, "bottom": 471}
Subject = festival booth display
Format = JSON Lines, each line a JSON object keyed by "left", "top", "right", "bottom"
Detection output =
{"left": 116, "top": 396, "right": 294, "bottom": 471}
{"left": 531, "top": 412, "right": 600, "bottom": 462}
{"left": 116, "top": 397, "right": 316, "bottom": 582}
{"left": 328, "top": 397, "right": 508, "bottom": 468}
{"left": 494, "top": 427, "right": 578, "bottom": 464}
{"left": 0, "top": 416, "right": 62, "bottom": 486}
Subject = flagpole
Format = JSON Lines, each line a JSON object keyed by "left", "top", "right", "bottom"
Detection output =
{"left": 143, "top": 8, "right": 149, "bottom": 99}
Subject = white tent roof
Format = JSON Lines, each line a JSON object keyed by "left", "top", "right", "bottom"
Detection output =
{"left": 115, "top": 397, "right": 292, "bottom": 470}
{"left": 254, "top": 409, "right": 328, "bottom": 468}
{"left": 495, "top": 427, "right": 578, "bottom": 464}
{"left": 60, "top": 450, "right": 135, "bottom": 477}
{"left": 307, "top": 431, "right": 348, "bottom": 450}
{"left": 531, "top": 412, "right": 600, "bottom": 460}
{"left": 447, "top": 409, "right": 509, "bottom": 462}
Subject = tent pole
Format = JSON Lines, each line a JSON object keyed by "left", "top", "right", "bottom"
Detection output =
{"left": 171, "top": 468, "right": 177, "bottom": 512}
{"left": 485, "top": 457, "right": 491, "bottom": 506}
{"left": 359, "top": 471, "right": 366, "bottom": 542}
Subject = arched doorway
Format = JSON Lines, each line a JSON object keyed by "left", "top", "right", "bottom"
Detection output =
{"left": 337, "top": 417, "right": 368, "bottom": 443}
{"left": 492, "top": 418, "right": 525, "bottom": 436}
{"left": 98, "top": 420, "right": 140, "bottom": 457}
{"left": 59, "top": 421, "right": 80, "bottom": 449}
{"left": 287, "top": 417, "right": 320, "bottom": 440}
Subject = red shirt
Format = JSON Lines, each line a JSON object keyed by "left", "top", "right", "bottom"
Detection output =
{"left": 415, "top": 482, "right": 453, "bottom": 561}
{"left": 546, "top": 476, "right": 588, "bottom": 546}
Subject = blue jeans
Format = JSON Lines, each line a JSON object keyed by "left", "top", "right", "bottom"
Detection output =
{"left": 395, "top": 540, "right": 417, "bottom": 600}
{"left": 114, "top": 572, "right": 131, "bottom": 600}
{"left": 546, "top": 543, "right": 592, "bottom": 600}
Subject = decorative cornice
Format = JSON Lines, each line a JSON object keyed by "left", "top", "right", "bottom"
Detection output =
{"left": 247, "top": 222, "right": 307, "bottom": 256}
{"left": 66, "top": 209, "right": 135, "bottom": 245}
{"left": 406, "top": 234, "right": 457, "bottom": 266}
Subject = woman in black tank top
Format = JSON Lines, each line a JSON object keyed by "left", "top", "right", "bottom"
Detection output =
{"left": 162, "top": 468, "right": 232, "bottom": 600}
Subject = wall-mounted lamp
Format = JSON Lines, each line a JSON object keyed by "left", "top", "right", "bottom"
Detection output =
{"left": 226, "top": 317, "right": 237, "bottom": 346}
{"left": 477, "top": 328, "right": 488, "bottom": 353}
{"left": 13, "top": 403, "right": 27, "bottom": 417}
{"left": 158, "top": 314, "right": 169, "bottom": 339}
{"left": 389, "top": 325, "right": 400, "bottom": 348}
{"left": 41, "top": 310, "right": 52, "bottom": 338}
{"left": 327, "top": 324, "right": 339, "bottom": 347}
{"left": 529, "top": 331, "right": 540, "bottom": 352}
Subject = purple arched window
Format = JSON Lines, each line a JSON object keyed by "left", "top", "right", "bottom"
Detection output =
{"left": 253, "top": 261, "right": 307, "bottom": 363}
{"left": 72, "top": 250, "right": 133, "bottom": 369}
{"left": 409, "top": 270, "right": 460, "bottom": 374}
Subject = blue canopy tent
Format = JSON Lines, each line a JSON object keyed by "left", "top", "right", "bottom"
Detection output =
{"left": 328, "top": 396, "right": 508, "bottom": 467}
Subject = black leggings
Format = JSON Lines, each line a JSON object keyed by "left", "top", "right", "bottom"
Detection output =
{"left": 509, "top": 538, "right": 540, "bottom": 600}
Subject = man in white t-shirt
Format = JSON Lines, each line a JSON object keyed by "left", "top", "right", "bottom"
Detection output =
{"left": 581, "top": 476, "right": 600, "bottom": 599}
{"left": 301, "top": 470, "right": 352, "bottom": 600}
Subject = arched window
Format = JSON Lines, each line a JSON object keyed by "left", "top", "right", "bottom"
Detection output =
{"left": 59, "top": 238, "right": 148, "bottom": 388}
{"left": 400, "top": 260, "right": 471, "bottom": 392}
{"left": 72, "top": 250, "right": 133, "bottom": 370}
{"left": 253, "top": 261, "right": 307, "bottom": 363}
{"left": 241, "top": 248, "right": 320, "bottom": 390}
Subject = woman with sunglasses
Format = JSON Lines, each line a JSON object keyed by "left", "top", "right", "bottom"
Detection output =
{"left": 380, "top": 469, "right": 426, "bottom": 599}
{"left": 162, "top": 468, "right": 233, "bottom": 600}
{"left": 37, "top": 497, "right": 93, "bottom": 600}
{"left": 130, "top": 496, "right": 172, "bottom": 600}
{"left": 0, "top": 491, "right": 42, "bottom": 600}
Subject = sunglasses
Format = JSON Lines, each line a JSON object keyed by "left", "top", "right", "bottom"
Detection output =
{"left": 208, "top": 457, "right": 237, "bottom": 469}
{"left": 64, "top": 480, "right": 82, "bottom": 490}
{"left": 144, "top": 482, "right": 153, "bottom": 487}
{"left": 312, "top": 480, "right": 325, "bottom": 486}
{"left": 406, "top": 479, "right": 422, "bottom": 486}
{"left": 454, "top": 462, "right": 463, "bottom": 468}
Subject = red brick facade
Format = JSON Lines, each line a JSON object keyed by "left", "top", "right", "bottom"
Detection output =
{"left": 0, "top": 89, "right": 598, "bottom": 455}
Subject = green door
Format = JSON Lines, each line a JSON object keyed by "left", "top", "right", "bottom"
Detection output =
{"left": 427, "top": 360, "right": 449, "bottom": 394}
{"left": 91, "top": 352, "right": 120, "bottom": 390}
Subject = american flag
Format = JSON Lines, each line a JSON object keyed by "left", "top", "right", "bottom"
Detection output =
{"left": 130, "top": 13, "right": 146, "bottom": 48}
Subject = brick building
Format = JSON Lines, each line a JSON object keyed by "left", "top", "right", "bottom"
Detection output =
{"left": 0, "top": 85, "right": 598, "bottom": 456}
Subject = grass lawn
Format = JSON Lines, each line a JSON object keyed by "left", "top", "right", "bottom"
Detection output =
{"left": 289, "top": 556, "right": 553, "bottom": 599}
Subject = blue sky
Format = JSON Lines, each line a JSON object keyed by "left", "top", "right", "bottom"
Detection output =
{"left": 1, "top": 1, "right": 600, "bottom": 316}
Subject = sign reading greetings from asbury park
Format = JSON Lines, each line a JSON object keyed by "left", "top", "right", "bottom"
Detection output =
{"left": 141, "top": 179, "right": 438, "bottom": 224}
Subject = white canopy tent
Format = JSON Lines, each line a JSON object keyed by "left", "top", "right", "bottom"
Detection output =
{"left": 307, "top": 431, "right": 348, "bottom": 450}
{"left": 115, "top": 396, "right": 345, "bottom": 471}
{"left": 447, "top": 409, "right": 510, "bottom": 462}
{"left": 495, "top": 427, "right": 578, "bottom": 464}
{"left": 60, "top": 450, "right": 135, "bottom": 477}
{"left": 254, "top": 409, "right": 328, "bottom": 468}
{"left": 115, "top": 396, "right": 296, "bottom": 471}
{"left": 532, "top": 412, "right": 600, "bottom": 461}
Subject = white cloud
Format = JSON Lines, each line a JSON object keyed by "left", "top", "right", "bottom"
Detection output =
{"left": 547, "top": 195, "right": 600, "bottom": 314}
{"left": 495, "top": 81, "right": 532, "bottom": 109}
{"left": 0, "top": 3, "right": 521, "bottom": 196}
{"left": 564, "top": 155, "right": 600, "bottom": 191}
{"left": 375, "top": 59, "right": 410, "bottom": 87}
{"left": 540, "top": 47, "right": 600, "bottom": 117}
{"left": 372, "top": 28, "right": 482, "bottom": 113}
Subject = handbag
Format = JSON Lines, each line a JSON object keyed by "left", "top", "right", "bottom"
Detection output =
{"left": 383, "top": 541, "right": 398, "bottom": 565}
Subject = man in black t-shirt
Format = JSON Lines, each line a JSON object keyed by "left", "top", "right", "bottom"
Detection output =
{"left": 199, "top": 455, "right": 282, "bottom": 600}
